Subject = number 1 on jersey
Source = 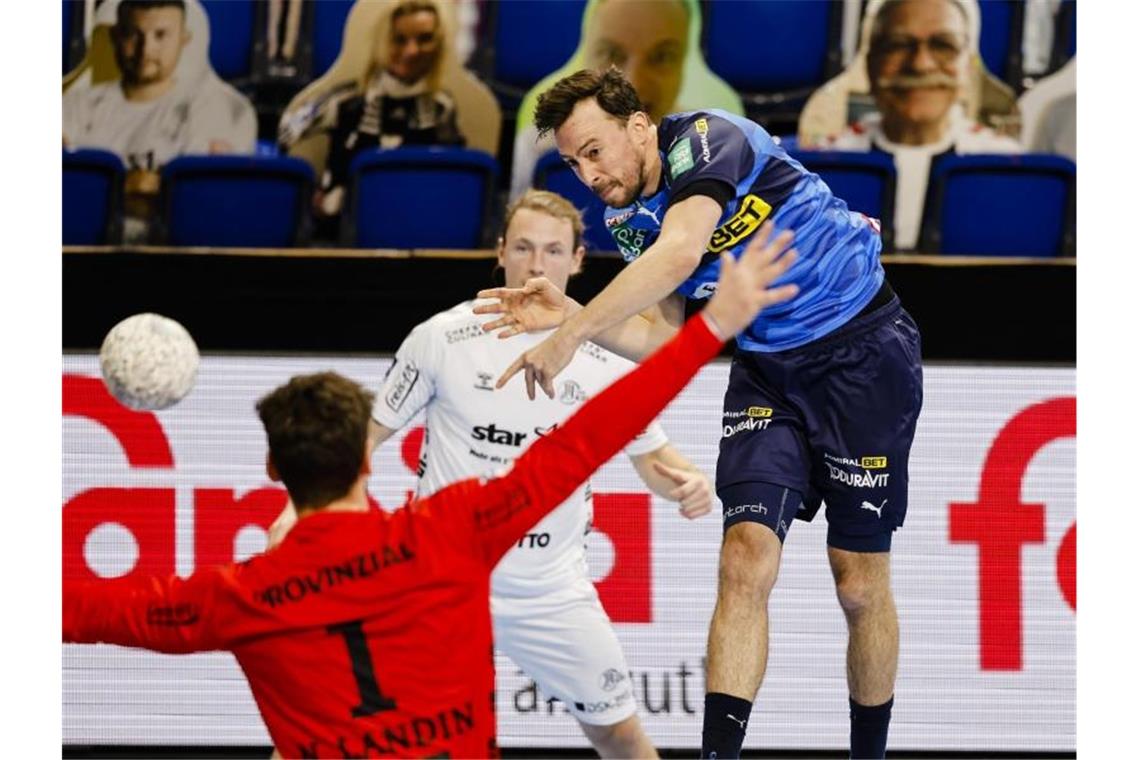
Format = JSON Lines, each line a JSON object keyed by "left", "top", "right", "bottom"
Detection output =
{"left": 328, "top": 620, "right": 397, "bottom": 717}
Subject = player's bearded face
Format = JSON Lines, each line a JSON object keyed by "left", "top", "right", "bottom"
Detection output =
{"left": 114, "top": 7, "right": 187, "bottom": 86}
{"left": 556, "top": 101, "right": 649, "bottom": 209}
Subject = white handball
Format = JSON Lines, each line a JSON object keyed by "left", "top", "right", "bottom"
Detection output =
{"left": 99, "top": 313, "right": 200, "bottom": 411}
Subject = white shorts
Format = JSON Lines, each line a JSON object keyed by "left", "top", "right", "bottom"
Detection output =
{"left": 491, "top": 578, "right": 637, "bottom": 726}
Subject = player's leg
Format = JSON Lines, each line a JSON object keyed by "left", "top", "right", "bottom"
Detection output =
{"left": 492, "top": 582, "right": 656, "bottom": 758}
{"left": 828, "top": 546, "right": 897, "bottom": 758}
{"left": 806, "top": 299, "right": 923, "bottom": 760}
{"left": 703, "top": 355, "right": 812, "bottom": 758}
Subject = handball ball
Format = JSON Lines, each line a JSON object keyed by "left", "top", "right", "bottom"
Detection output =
{"left": 99, "top": 313, "right": 199, "bottom": 410}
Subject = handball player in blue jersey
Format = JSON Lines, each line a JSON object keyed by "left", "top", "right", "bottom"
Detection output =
{"left": 477, "top": 68, "right": 922, "bottom": 759}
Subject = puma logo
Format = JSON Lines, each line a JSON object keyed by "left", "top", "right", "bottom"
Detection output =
{"left": 726, "top": 713, "right": 747, "bottom": 730}
{"left": 860, "top": 499, "right": 887, "bottom": 518}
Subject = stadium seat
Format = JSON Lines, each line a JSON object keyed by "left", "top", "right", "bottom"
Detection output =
{"left": 533, "top": 151, "right": 615, "bottom": 253}
{"left": 702, "top": 0, "right": 842, "bottom": 119}
{"left": 920, "top": 154, "right": 1076, "bottom": 257}
{"left": 787, "top": 150, "right": 897, "bottom": 249}
{"left": 312, "top": 0, "right": 355, "bottom": 78}
{"left": 343, "top": 148, "right": 497, "bottom": 249}
{"left": 63, "top": 149, "right": 124, "bottom": 246}
{"left": 483, "top": 0, "right": 586, "bottom": 108}
{"left": 977, "top": 0, "right": 1025, "bottom": 87}
{"left": 1051, "top": 0, "right": 1076, "bottom": 71}
{"left": 200, "top": 0, "right": 256, "bottom": 81}
{"left": 160, "top": 155, "right": 315, "bottom": 247}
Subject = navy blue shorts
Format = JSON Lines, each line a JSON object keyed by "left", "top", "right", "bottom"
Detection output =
{"left": 716, "top": 292, "right": 923, "bottom": 553}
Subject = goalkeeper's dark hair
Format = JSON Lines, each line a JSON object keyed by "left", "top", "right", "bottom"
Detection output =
{"left": 257, "top": 372, "right": 374, "bottom": 511}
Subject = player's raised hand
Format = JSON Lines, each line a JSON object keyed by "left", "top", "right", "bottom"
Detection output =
{"left": 652, "top": 461, "right": 714, "bottom": 519}
{"left": 494, "top": 329, "right": 580, "bottom": 400}
{"left": 474, "top": 277, "right": 570, "bottom": 338}
{"left": 703, "top": 222, "right": 799, "bottom": 339}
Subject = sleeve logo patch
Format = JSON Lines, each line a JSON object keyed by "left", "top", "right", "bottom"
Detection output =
{"left": 667, "top": 138, "right": 695, "bottom": 176}
{"left": 707, "top": 194, "right": 773, "bottom": 253}
{"left": 384, "top": 361, "right": 420, "bottom": 412}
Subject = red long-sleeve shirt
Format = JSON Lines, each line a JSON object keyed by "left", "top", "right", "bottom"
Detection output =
{"left": 63, "top": 314, "right": 724, "bottom": 758}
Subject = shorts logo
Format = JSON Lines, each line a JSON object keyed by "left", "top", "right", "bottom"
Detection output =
{"left": 692, "top": 282, "right": 718, "bottom": 299}
{"left": 825, "top": 463, "right": 890, "bottom": 488}
{"left": 708, "top": 194, "right": 773, "bottom": 253}
{"left": 384, "top": 362, "right": 419, "bottom": 411}
{"left": 667, "top": 138, "right": 695, "bottom": 176}
{"left": 574, "top": 689, "right": 633, "bottom": 714}
{"left": 724, "top": 406, "right": 773, "bottom": 419}
{"left": 725, "top": 503, "right": 767, "bottom": 519}
{"left": 723, "top": 417, "right": 772, "bottom": 438}
{"left": 860, "top": 499, "right": 887, "bottom": 518}
{"left": 599, "top": 668, "right": 627, "bottom": 692}
{"left": 861, "top": 456, "right": 888, "bottom": 469}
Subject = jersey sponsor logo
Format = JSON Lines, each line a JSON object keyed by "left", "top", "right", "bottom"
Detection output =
{"left": 723, "top": 417, "right": 772, "bottom": 438}
{"left": 599, "top": 668, "right": 628, "bottom": 692}
{"left": 578, "top": 342, "right": 610, "bottom": 364}
{"left": 534, "top": 423, "right": 557, "bottom": 438}
{"left": 255, "top": 544, "right": 416, "bottom": 608}
{"left": 694, "top": 118, "right": 711, "bottom": 162}
{"left": 385, "top": 361, "right": 420, "bottom": 411}
{"left": 724, "top": 406, "right": 773, "bottom": 419}
{"left": 605, "top": 208, "right": 635, "bottom": 228}
{"left": 724, "top": 502, "right": 767, "bottom": 519}
{"left": 667, "top": 138, "right": 695, "bottom": 176}
{"left": 445, "top": 323, "right": 483, "bottom": 344}
{"left": 146, "top": 603, "right": 200, "bottom": 627}
{"left": 612, "top": 224, "right": 650, "bottom": 260}
{"left": 559, "top": 379, "right": 586, "bottom": 405}
{"left": 516, "top": 532, "right": 551, "bottom": 549}
{"left": 474, "top": 371, "right": 494, "bottom": 391}
{"left": 471, "top": 423, "right": 528, "bottom": 447}
{"left": 707, "top": 194, "right": 773, "bottom": 253}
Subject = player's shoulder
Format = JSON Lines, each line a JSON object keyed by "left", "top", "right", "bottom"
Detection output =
{"left": 660, "top": 109, "right": 755, "bottom": 145}
{"left": 412, "top": 300, "right": 485, "bottom": 343}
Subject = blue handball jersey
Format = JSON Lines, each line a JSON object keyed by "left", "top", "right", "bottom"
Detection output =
{"left": 603, "top": 109, "right": 884, "bottom": 352}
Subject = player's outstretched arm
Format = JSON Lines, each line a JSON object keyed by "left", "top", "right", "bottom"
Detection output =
{"left": 492, "top": 195, "right": 724, "bottom": 400}
{"left": 64, "top": 569, "right": 233, "bottom": 654}
{"left": 466, "top": 227, "right": 798, "bottom": 564}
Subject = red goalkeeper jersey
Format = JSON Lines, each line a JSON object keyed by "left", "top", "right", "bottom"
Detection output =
{"left": 63, "top": 314, "right": 724, "bottom": 758}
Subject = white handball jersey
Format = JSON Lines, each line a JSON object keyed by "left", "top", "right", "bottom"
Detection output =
{"left": 372, "top": 301, "right": 669, "bottom": 598}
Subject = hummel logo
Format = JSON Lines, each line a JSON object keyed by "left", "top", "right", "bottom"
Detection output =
{"left": 726, "top": 713, "right": 747, "bottom": 730}
{"left": 860, "top": 499, "right": 887, "bottom": 518}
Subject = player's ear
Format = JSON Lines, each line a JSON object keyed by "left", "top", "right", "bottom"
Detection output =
{"left": 265, "top": 454, "right": 281, "bottom": 482}
{"left": 570, "top": 245, "right": 586, "bottom": 275}
{"left": 495, "top": 236, "right": 506, "bottom": 268}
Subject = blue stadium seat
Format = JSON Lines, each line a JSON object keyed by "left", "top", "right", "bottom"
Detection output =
{"left": 703, "top": 0, "right": 842, "bottom": 99}
{"left": 343, "top": 148, "right": 498, "bottom": 249}
{"left": 63, "top": 149, "right": 124, "bottom": 245}
{"left": 533, "top": 150, "right": 615, "bottom": 253}
{"left": 977, "top": 0, "right": 1024, "bottom": 86}
{"left": 200, "top": 0, "right": 256, "bottom": 81}
{"left": 160, "top": 156, "right": 315, "bottom": 247}
{"left": 312, "top": 0, "right": 354, "bottom": 78}
{"left": 485, "top": 0, "right": 586, "bottom": 108}
{"left": 920, "top": 154, "right": 1076, "bottom": 257}
{"left": 787, "top": 150, "right": 896, "bottom": 249}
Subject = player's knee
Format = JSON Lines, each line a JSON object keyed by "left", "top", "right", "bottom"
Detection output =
{"left": 580, "top": 715, "right": 651, "bottom": 757}
{"left": 833, "top": 566, "right": 891, "bottom": 618}
{"left": 718, "top": 524, "right": 780, "bottom": 604}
